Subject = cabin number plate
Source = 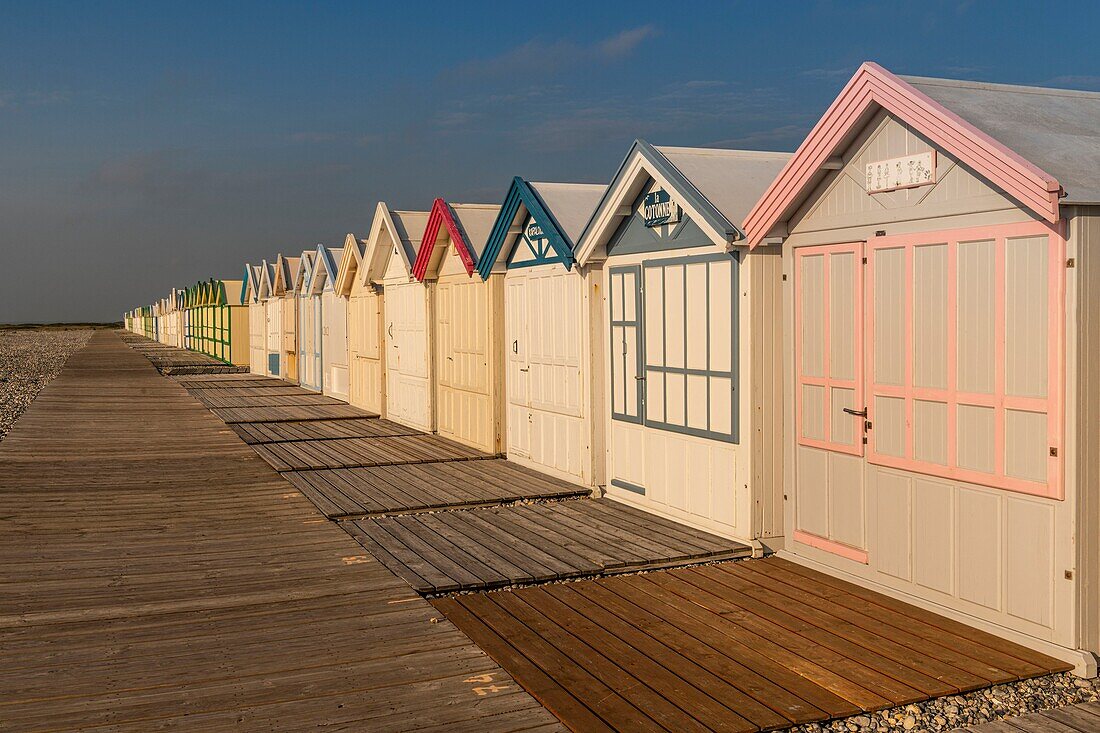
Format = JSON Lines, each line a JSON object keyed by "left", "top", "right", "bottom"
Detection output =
{"left": 866, "top": 151, "right": 936, "bottom": 193}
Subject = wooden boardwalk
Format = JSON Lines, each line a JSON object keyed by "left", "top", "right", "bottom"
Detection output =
{"left": 231, "top": 417, "right": 422, "bottom": 443}
{"left": 0, "top": 332, "right": 562, "bottom": 732}
{"left": 286, "top": 460, "right": 590, "bottom": 519}
{"left": 436, "top": 556, "right": 1072, "bottom": 733}
{"left": 957, "top": 702, "right": 1100, "bottom": 731}
{"left": 349, "top": 499, "right": 751, "bottom": 594}
{"left": 211, "top": 402, "right": 377, "bottom": 423}
{"left": 254, "top": 433, "right": 493, "bottom": 471}
{"left": 120, "top": 334, "right": 248, "bottom": 374}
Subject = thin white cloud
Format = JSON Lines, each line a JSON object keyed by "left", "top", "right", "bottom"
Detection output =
{"left": 449, "top": 25, "right": 657, "bottom": 81}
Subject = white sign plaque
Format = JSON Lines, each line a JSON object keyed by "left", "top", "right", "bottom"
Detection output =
{"left": 865, "top": 151, "right": 936, "bottom": 193}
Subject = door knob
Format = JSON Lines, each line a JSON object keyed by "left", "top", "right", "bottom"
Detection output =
{"left": 842, "top": 407, "right": 868, "bottom": 417}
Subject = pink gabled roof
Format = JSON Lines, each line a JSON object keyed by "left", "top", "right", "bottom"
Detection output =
{"left": 412, "top": 198, "right": 477, "bottom": 281}
{"left": 743, "top": 62, "right": 1063, "bottom": 247}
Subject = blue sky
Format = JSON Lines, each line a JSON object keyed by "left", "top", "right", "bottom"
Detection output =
{"left": 2, "top": 1, "right": 1098, "bottom": 322}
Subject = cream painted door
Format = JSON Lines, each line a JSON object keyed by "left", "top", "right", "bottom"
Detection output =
{"left": 349, "top": 293, "right": 383, "bottom": 414}
{"left": 322, "top": 290, "right": 349, "bottom": 402}
{"left": 527, "top": 269, "right": 586, "bottom": 481}
{"left": 607, "top": 265, "right": 645, "bottom": 494}
{"left": 385, "top": 283, "right": 432, "bottom": 431}
{"left": 793, "top": 242, "right": 867, "bottom": 560}
{"left": 248, "top": 303, "right": 266, "bottom": 375}
{"left": 435, "top": 279, "right": 494, "bottom": 453}
{"left": 505, "top": 275, "right": 530, "bottom": 457}
{"left": 266, "top": 299, "right": 282, "bottom": 377}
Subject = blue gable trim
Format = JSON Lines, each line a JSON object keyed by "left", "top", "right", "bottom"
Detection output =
{"left": 476, "top": 177, "right": 576, "bottom": 280}
{"left": 576, "top": 139, "right": 742, "bottom": 255}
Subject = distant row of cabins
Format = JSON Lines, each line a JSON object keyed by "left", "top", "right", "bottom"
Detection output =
{"left": 125, "top": 63, "right": 1100, "bottom": 675}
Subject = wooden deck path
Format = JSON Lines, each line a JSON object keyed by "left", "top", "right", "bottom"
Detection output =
{"left": 163, "top": 359, "right": 750, "bottom": 591}
{"left": 349, "top": 499, "right": 752, "bottom": 594}
{"left": 194, "top": 390, "right": 346, "bottom": 408}
{"left": 254, "top": 433, "right": 494, "bottom": 471}
{"left": 211, "top": 402, "right": 378, "bottom": 423}
{"left": 231, "top": 417, "right": 422, "bottom": 443}
{"left": 0, "top": 332, "right": 562, "bottom": 732}
{"left": 121, "top": 335, "right": 248, "bottom": 374}
{"left": 286, "top": 461, "right": 592, "bottom": 519}
{"left": 435, "top": 556, "right": 1072, "bottom": 733}
{"left": 956, "top": 702, "right": 1100, "bottom": 731}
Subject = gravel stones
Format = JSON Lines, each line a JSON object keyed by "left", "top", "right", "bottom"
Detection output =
{"left": 0, "top": 328, "right": 92, "bottom": 441}
{"left": 790, "top": 673, "right": 1100, "bottom": 732}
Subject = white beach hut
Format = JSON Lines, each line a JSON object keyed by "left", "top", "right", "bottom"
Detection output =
{"left": 478, "top": 178, "right": 606, "bottom": 485}
{"left": 412, "top": 199, "right": 504, "bottom": 454}
{"left": 576, "top": 140, "right": 790, "bottom": 546}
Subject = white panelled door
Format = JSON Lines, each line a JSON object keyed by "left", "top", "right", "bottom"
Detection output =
{"left": 505, "top": 276, "right": 530, "bottom": 457}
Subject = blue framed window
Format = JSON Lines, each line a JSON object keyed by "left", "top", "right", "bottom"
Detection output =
{"left": 641, "top": 252, "right": 739, "bottom": 443}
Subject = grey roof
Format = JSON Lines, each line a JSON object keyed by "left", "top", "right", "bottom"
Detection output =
{"left": 654, "top": 146, "right": 791, "bottom": 228}
{"left": 390, "top": 210, "right": 430, "bottom": 267}
{"left": 529, "top": 182, "right": 606, "bottom": 244}
{"left": 902, "top": 74, "right": 1100, "bottom": 205}
{"left": 449, "top": 204, "right": 501, "bottom": 258}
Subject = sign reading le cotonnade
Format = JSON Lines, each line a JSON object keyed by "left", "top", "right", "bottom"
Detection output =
{"left": 865, "top": 150, "right": 936, "bottom": 193}
{"left": 642, "top": 188, "right": 682, "bottom": 228}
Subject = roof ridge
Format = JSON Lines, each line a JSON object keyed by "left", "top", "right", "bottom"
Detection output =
{"left": 654, "top": 145, "right": 792, "bottom": 157}
{"left": 901, "top": 74, "right": 1100, "bottom": 100}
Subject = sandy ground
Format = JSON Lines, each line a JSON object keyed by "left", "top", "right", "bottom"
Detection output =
{"left": 0, "top": 328, "right": 93, "bottom": 441}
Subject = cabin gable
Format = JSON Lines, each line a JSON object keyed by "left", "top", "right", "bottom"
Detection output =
{"left": 790, "top": 111, "right": 1020, "bottom": 237}
{"left": 606, "top": 178, "right": 716, "bottom": 256}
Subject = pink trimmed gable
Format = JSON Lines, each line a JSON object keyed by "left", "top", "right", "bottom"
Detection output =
{"left": 412, "top": 198, "right": 476, "bottom": 281}
{"left": 743, "top": 62, "right": 1062, "bottom": 247}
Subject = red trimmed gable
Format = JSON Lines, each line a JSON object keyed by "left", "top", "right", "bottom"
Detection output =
{"left": 412, "top": 198, "right": 477, "bottom": 281}
{"left": 743, "top": 62, "right": 1062, "bottom": 247}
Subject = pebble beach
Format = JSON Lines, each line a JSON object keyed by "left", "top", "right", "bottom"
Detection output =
{"left": 0, "top": 328, "right": 93, "bottom": 441}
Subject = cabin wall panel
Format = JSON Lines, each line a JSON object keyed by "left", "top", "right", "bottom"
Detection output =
{"left": 783, "top": 109, "right": 1075, "bottom": 652}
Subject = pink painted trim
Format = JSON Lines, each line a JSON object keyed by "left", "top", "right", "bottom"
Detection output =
{"left": 865, "top": 220, "right": 1065, "bottom": 501}
{"left": 412, "top": 198, "right": 476, "bottom": 281}
{"left": 794, "top": 242, "right": 864, "bottom": 457}
{"left": 793, "top": 530, "right": 869, "bottom": 564}
{"left": 743, "top": 63, "right": 1061, "bottom": 247}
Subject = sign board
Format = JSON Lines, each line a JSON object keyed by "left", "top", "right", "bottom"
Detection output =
{"left": 643, "top": 188, "right": 682, "bottom": 228}
{"left": 866, "top": 151, "right": 936, "bottom": 193}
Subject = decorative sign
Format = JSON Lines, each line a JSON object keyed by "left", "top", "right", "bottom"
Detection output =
{"left": 865, "top": 151, "right": 936, "bottom": 193}
{"left": 643, "top": 188, "right": 682, "bottom": 228}
{"left": 525, "top": 221, "right": 545, "bottom": 242}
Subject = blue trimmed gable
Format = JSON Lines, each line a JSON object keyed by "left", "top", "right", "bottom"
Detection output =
{"left": 476, "top": 177, "right": 576, "bottom": 280}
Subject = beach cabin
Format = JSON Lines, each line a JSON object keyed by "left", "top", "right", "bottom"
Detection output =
{"left": 412, "top": 199, "right": 504, "bottom": 454}
{"left": 183, "top": 278, "right": 248, "bottom": 365}
{"left": 306, "top": 243, "right": 348, "bottom": 402}
{"left": 260, "top": 261, "right": 282, "bottom": 377}
{"left": 739, "top": 62, "right": 1100, "bottom": 672}
{"left": 368, "top": 204, "right": 432, "bottom": 430}
{"left": 273, "top": 254, "right": 299, "bottom": 381}
{"left": 162, "top": 290, "right": 182, "bottom": 348}
{"left": 576, "top": 140, "right": 790, "bottom": 546}
{"left": 296, "top": 251, "right": 323, "bottom": 391}
{"left": 335, "top": 232, "right": 385, "bottom": 414}
{"left": 479, "top": 178, "right": 606, "bottom": 486}
{"left": 243, "top": 264, "right": 266, "bottom": 374}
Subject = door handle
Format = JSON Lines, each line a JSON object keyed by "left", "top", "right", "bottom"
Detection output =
{"left": 512, "top": 339, "right": 518, "bottom": 354}
{"left": 519, "top": 367, "right": 529, "bottom": 372}
{"left": 388, "top": 324, "right": 393, "bottom": 337}
{"left": 842, "top": 407, "right": 868, "bottom": 417}
{"left": 634, "top": 375, "right": 646, "bottom": 381}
